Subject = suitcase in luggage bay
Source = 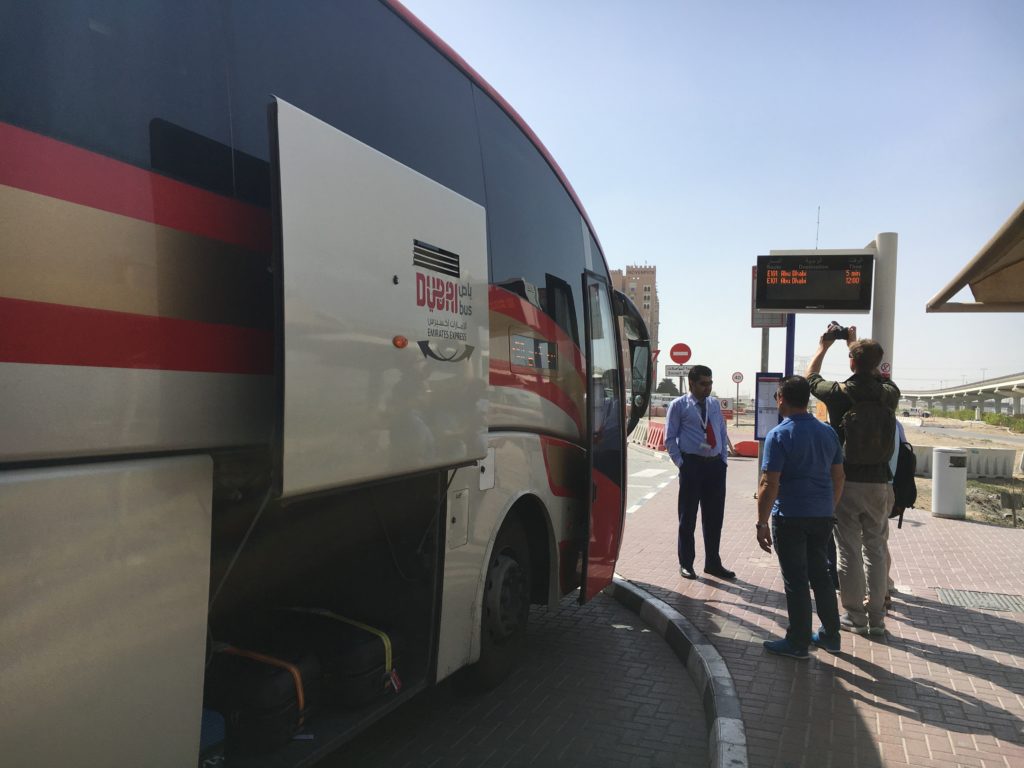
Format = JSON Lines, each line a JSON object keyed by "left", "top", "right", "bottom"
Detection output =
{"left": 205, "top": 644, "right": 321, "bottom": 754}
{"left": 198, "top": 708, "right": 225, "bottom": 766}
{"left": 276, "top": 608, "right": 403, "bottom": 708}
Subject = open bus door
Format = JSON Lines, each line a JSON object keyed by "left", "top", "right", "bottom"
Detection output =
{"left": 579, "top": 276, "right": 651, "bottom": 601}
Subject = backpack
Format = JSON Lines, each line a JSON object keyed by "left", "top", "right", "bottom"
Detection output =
{"left": 890, "top": 441, "right": 917, "bottom": 528}
{"left": 838, "top": 384, "right": 896, "bottom": 466}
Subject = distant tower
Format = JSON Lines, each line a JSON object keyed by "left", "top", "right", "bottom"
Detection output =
{"left": 609, "top": 265, "right": 660, "bottom": 386}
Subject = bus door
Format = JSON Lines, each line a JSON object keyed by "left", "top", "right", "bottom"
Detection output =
{"left": 580, "top": 273, "right": 626, "bottom": 601}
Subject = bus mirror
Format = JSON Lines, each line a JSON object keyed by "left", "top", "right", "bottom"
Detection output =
{"left": 612, "top": 290, "right": 644, "bottom": 341}
{"left": 613, "top": 289, "right": 652, "bottom": 437}
{"left": 626, "top": 339, "right": 652, "bottom": 436}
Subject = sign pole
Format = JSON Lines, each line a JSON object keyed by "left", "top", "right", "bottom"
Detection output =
{"left": 649, "top": 350, "right": 660, "bottom": 428}
{"left": 730, "top": 371, "right": 744, "bottom": 427}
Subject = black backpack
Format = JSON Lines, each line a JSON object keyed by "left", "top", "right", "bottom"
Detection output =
{"left": 890, "top": 441, "right": 917, "bottom": 528}
{"left": 838, "top": 384, "right": 896, "bottom": 466}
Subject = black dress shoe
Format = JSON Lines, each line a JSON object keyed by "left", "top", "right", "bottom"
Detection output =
{"left": 679, "top": 566, "right": 697, "bottom": 580}
{"left": 704, "top": 565, "right": 736, "bottom": 580}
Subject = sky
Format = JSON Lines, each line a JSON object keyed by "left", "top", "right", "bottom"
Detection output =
{"left": 399, "top": 0, "right": 1024, "bottom": 397}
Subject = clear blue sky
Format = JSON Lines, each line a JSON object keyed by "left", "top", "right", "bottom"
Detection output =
{"left": 400, "top": 0, "right": 1024, "bottom": 395}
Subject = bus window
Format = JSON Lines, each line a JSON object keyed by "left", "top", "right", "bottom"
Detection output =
{"left": 224, "top": 0, "right": 484, "bottom": 207}
{"left": 474, "top": 87, "right": 586, "bottom": 345}
{"left": 0, "top": 1, "right": 231, "bottom": 192}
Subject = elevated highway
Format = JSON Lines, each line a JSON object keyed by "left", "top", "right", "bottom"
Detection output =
{"left": 901, "top": 371, "right": 1024, "bottom": 415}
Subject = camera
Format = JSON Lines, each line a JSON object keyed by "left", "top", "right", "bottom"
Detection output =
{"left": 824, "top": 321, "right": 850, "bottom": 341}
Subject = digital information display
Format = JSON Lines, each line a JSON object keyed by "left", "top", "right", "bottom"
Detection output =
{"left": 754, "top": 372, "right": 783, "bottom": 441}
{"left": 755, "top": 252, "right": 874, "bottom": 312}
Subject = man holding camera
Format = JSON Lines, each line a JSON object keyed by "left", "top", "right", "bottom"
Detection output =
{"left": 806, "top": 323, "right": 900, "bottom": 636}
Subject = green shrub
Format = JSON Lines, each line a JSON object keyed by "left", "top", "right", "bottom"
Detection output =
{"left": 938, "top": 409, "right": 1024, "bottom": 433}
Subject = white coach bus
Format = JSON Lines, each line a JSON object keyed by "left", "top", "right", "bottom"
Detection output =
{"left": 0, "top": 1, "right": 653, "bottom": 765}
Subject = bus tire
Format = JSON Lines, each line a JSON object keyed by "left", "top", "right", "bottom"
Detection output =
{"left": 461, "top": 517, "right": 531, "bottom": 691}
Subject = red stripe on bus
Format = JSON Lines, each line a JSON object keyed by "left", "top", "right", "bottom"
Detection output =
{"left": 489, "top": 367, "right": 583, "bottom": 434}
{"left": 0, "top": 297, "right": 273, "bottom": 375}
{"left": 488, "top": 285, "right": 586, "bottom": 377}
{"left": 0, "top": 122, "right": 271, "bottom": 253}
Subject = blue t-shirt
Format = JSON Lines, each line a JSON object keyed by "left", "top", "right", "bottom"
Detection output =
{"left": 761, "top": 413, "right": 844, "bottom": 518}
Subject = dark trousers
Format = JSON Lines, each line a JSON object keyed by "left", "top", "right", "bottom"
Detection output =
{"left": 771, "top": 516, "right": 840, "bottom": 648}
{"left": 827, "top": 536, "right": 840, "bottom": 589}
{"left": 677, "top": 456, "right": 726, "bottom": 570}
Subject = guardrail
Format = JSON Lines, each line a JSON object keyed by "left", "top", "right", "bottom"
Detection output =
{"left": 646, "top": 423, "right": 666, "bottom": 452}
{"left": 912, "top": 446, "right": 1018, "bottom": 479}
{"left": 630, "top": 420, "right": 649, "bottom": 447}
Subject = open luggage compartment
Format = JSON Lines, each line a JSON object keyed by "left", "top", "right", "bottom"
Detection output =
{"left": 204, "top": 468, "right": 445, "bottom": 766}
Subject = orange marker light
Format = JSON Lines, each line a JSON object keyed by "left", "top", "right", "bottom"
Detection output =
{"left": 392, "top": 335, "right": 409, "bottom": 349}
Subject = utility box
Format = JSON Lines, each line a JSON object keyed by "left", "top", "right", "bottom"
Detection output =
{"left": 932, "top": 447, "right": 967, "bottom": 519}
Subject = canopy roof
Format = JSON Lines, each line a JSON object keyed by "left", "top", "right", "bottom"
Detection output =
{"left": 926, "top": 200, "right": 1024, "bottom": 312}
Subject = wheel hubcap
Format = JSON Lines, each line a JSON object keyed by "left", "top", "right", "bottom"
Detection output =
{"left": 484, "top": 553, "right": 524, "bottom": 642}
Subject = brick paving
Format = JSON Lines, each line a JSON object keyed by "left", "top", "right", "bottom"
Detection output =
{"left": 327, "top": 593, "right": 709, "bottom": 767}
{"left": 617, "top": 445, "right": 1024, "bottom": 768}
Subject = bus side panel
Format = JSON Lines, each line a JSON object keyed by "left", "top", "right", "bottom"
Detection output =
{"left": 0, "top": 363, "right": 272, "bottom": 463}
{"left": 0, "top": 455, "right": 213, "bottom": 767}
{"left": 0, "top": 122, "right": 275, "bottom": 464}
{"left": 435, "top": 433, "right": 583, "bottom": 681}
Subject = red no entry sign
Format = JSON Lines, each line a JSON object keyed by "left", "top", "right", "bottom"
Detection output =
{"left": 669, "top": 343, "right": 691, "bottom": 364}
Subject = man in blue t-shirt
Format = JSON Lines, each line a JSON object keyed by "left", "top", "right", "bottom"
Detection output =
{"left": 756, "top": 376, "right": 846, "bottom": 659}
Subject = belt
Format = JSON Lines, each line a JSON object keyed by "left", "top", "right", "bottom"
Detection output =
{"left": 682, "top": 453, "right": 720, "bottom": 463}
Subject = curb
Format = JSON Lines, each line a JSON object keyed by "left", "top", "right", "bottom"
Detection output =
{"left": 606, "top": 575, "right": 747, "bottom": 768}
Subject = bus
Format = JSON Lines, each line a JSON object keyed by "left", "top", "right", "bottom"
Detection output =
{"left": 0, "top": 2, "right": 653, "bottom": 765}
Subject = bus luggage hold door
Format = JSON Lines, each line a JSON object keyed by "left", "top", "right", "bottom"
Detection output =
{"left": 580, "top": 273, "right": 626, "bottom": 602}
{"left": 269, "top": 98, "right": 489, "bottom": 499}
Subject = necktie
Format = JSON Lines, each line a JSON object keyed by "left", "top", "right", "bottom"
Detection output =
{"left": 700, "top": 400, "right": 716, "bottom": 449}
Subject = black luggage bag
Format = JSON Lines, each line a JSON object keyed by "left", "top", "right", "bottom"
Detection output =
{"left": 205, "top": 644, "right": 321, "bottom": 754}
{"left": 273, "top": 609, "right": 402, "bottom": 709}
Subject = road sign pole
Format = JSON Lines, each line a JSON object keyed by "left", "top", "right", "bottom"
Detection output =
{"left": 730, "top": 372, "right": 744, "bottom": 427}
{"left": 785, "top": 313, "right": 796, "bottom": 376}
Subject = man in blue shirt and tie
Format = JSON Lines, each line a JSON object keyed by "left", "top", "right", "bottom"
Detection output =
{"left": 665, "top": 365, "right": 735, "bottom": 580}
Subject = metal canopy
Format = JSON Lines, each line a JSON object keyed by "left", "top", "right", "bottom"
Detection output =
{"left": 926, "top": 200, "right": 1024, "bottom": 312}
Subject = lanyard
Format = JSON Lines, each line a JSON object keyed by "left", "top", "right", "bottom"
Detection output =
{"left": 695, "top": 397, "right": 709, "bottom": 431}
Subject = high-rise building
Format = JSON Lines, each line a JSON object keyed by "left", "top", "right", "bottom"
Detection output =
{"left": 609, "top": 265, "right": 660, "bottom": 390}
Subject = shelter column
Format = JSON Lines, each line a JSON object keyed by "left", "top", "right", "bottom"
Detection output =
{"left": 871, "top": 232, "right": 898, "bottom": 377}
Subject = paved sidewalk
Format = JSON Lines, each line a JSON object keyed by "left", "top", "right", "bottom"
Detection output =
{"left": 617, "top": 449, "right": 1024, "bottom": 768}
{"left": 328, "top": 593, "right": 708, "bottom": 767}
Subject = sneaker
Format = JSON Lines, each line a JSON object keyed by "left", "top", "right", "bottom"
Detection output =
{"left": 839, "top": 615, "right": 869, "bottom": 636}
{"left": 763, "top": 638, "right": 809, "bottom": 660}
{"left": 867, "top": 624, "right": 886, "bottom": 637}
{"left": 811, "top": 627, "right": 841, "bottom": 653}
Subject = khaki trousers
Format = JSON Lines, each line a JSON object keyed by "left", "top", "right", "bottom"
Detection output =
{"left": 834, "top": 481, "right": 893, "bottom": 627}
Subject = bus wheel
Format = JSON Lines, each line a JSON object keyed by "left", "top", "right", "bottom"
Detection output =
{"left": 462, "top": 518, "right": 531, "bottom": 690}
